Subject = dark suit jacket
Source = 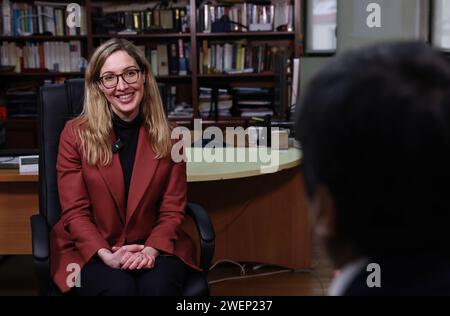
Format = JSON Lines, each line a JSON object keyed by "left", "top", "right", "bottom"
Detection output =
{"left": 50, "top": 119, "right": 199, "bottom": 293}
{"left": 343, "top": 255, "right": 450, "bottom": 296}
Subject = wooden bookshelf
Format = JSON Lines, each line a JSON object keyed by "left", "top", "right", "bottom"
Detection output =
{"left": 196, "top": 31, "right": 295, "bottom": 39}
{"left": 198, "top": 73, "right": 275, "bottom": 78}
{"left": 92, "top": 33, "right": 191, "bottom": 39}
{"left": 0, "top": 72, "right": 83, "bottom": 77}
{"left": 155, "top": 75, "right": 192, "bottom": 80}
{"left": 1, "top": 0, "right": 303, "bottom": 147}
{"left": 0, "top": 35, "right": 87, "bottom": 41}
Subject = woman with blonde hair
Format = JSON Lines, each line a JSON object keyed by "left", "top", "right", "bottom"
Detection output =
{"left": 50, "top": 38, "right": 199, "bottom": 295}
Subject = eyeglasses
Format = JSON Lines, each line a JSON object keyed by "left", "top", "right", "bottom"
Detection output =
{"left": 99, "top": 68, "right": 141, "bottom": 89}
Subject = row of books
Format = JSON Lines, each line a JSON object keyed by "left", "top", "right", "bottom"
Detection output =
{"left": 198, "top": 1, "right": 293, "bottom": 33}
{"left": 167, "top": 84, "right": 193, "bottom": 120}
{"left": 132, "top": 39, "right": 190, "bottom": 77}
{"left": 195, "top": 86, "right": 275, "bottom": 119}
{"left": 167, "top": 103, "right": 193, "bottom": 120}
{"left": 199, "top": 40, "right": 290, "bottom": 75}
{"left": 232, "top": 87, "right": 274, "bottom": 118}
{"left": 0, "top": 41, "right": 83, "bottom": 73}
{"left": 166, "top": 86, "right": 233, "bottom": 120}
{"left": 93, "top": 6, "right": 189, "bottom": 34}
{"left": 199, "top": 87, "right": 232, "bottom": 118}
{"left": 1, "top": 0, "right": 87, "bottom": 36}
{"left": 165, "top": 86, "right": 278, "bottom": 120}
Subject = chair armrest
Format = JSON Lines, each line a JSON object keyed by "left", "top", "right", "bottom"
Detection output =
{"left": 186, "top": 203, "right": 215, "bottom": 273}
{"left": 31, "top": 214, "right": 50, "bottom": 260}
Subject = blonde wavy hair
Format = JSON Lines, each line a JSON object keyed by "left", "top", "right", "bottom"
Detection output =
{"left": 74, "top": 38, "right": 172, "bottom": 166}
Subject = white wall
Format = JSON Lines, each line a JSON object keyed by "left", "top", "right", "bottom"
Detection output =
{"left": 433, "top": 0, "right": 450, "bottom": 51}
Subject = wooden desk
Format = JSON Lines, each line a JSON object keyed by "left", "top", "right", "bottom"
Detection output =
{"left": 0, "top": 148, "right": 310, "bottom": 269}
{"left": 185, "top": 147, "right": 310, "bottom": 270}
{"left": 0, "top": 170, "right": 38, "bottom": 254}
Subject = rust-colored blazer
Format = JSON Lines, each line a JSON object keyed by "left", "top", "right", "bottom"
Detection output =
{"left": 50, "top": 119, "right": 198, "bottom": 293}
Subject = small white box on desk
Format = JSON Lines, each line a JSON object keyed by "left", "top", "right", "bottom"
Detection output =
{"left": 271, "top": 129, "right": 290, "bottom": 150}
{"left": 19, "top": 155, "right": 39, "bottom": 173}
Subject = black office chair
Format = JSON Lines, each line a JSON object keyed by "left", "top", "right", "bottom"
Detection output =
{"left": 30, "top": 78, "right": 215, "bottom": 296}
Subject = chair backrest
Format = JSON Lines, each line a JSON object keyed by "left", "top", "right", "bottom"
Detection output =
{"left": 39, "top": 79, "right": 85, "bottom": 227}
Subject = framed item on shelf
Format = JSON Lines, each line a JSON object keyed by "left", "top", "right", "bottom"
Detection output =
{"left": 432, "top": 0, "right": 450, "bottom": 52}
{"left": 305, "top": 0, "right": 337, "bottom": 53}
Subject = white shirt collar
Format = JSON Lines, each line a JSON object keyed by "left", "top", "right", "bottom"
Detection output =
{"left": 328, "top": 257, "right": 369, "bottom": 296}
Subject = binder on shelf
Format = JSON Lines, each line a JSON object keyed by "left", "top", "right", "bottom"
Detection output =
{"left": 178, "top": 39, "right": 188, "bottom": 76}
{"left": 169, "top": 43, "right": 179, "bottom": 75}
{"left": 150, "top": 50, "right": 158, "bottom": 76}
{"left": 156, "top": 44, "right": 169, "bottom": 76}
{"left": 160, "top": 9, "right": 174, "bottom": 30}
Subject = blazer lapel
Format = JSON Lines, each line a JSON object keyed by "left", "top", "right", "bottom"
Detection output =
{"left": 126, "top": 126, "right": 159, "bottom": 223}
{"left": 97, "top": 133, "right": 126, "bottom": 224}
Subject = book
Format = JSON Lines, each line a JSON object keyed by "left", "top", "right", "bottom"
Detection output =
{"left": 169, "top": 43, "right": 179, "bottom": 75}
{"left": 157, "top": 44, "right": 169, "bottom": 76}
{"left": 160, "top": 9, "right": 174, "bottom": 30}
{"left": 150, "top": 50, "right": 158, "bottom": 76}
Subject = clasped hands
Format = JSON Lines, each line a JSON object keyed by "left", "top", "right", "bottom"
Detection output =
{"left": 97, "top": 245, "right": 159, "bottom": 270}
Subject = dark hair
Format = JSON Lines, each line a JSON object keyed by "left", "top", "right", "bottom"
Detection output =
{"left": 296, "top": 42, "right": 450, "bottom": 257}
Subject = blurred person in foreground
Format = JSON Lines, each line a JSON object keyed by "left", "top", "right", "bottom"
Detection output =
{"left": 296, "top": 41, "right": 450, "bottom": 295}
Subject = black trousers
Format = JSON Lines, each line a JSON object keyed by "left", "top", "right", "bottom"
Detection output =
{"left": 75, "top": 256, "right": 188, "bottom": 296}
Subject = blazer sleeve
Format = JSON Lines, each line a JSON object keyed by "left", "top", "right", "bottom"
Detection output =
{"left": 56, "top": 121, "right": 110, "bottom": 262}
{"left": 145, "top": 158, "right": 187, "bottom": 254}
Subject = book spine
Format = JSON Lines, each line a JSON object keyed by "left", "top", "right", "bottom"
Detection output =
{"left": 2, "top": 0, "right": 12, "bottom": 35}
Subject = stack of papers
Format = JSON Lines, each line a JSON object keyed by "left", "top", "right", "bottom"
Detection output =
{"left": 0, "top": 157, "right": 19, "bottom": 169}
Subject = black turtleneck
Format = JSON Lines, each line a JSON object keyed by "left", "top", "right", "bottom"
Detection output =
{"left": 112, "top": 112, "right": 142, "bottom": 202}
